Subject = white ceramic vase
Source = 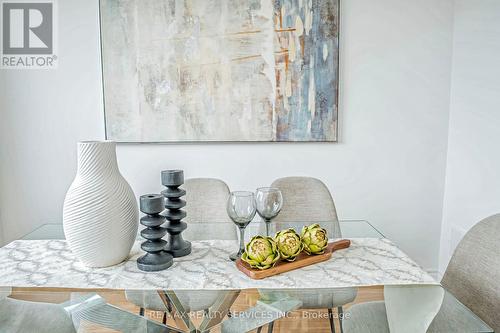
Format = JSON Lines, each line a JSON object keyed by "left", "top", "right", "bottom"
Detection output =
{"left": 63, "top": 141, "right": 138, "bottom": 267}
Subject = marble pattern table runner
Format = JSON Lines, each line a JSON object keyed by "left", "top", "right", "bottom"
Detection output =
{"left": 0, "top": 238, "right": 436, "bottom": 290}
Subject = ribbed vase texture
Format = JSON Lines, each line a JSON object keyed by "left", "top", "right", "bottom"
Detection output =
{"left": 63, "top": 141, "right": 138, "bottom": 267}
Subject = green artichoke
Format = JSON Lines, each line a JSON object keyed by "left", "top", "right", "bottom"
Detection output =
{"left": 274, "top": 229, "right": 303, "bottom": 261}
{"left": 301, "top": 224, "right": 328, "bottom": 255}
{"left": 241, "top": 236, "right": 281, "bottom": 270}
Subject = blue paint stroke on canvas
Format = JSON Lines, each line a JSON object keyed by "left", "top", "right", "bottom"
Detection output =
{"left": 273, "top": 0, "right": 339, "bottom": 141}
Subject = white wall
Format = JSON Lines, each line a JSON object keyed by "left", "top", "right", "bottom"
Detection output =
{"left": 439, "top": 0, "right": 500, "bottom": 275}
{"left": 0, "top": 0, "right": 455, "bottom": 272}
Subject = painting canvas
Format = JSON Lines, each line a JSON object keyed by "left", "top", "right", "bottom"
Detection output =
{"left": 100, "top": 0, "right": 339, "bottom": 142}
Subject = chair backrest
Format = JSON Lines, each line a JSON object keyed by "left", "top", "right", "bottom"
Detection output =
{"left": 182, "top": 178, "right": 237, "bottom": 240}
{"left": 441, "top": 214, "right": 500, "bottom": 331}
{"left": 268, "top": 177, "right": 341, "bottom": 238}
{"left": 0, "top": 298, "right": 76, "bottom": 333}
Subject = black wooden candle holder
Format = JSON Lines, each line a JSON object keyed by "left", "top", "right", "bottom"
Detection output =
{"left": 137, "top": 194, "right": 173, "bottom": 271}
{"left": 161, "top": 170, "right": 191, "bottom": 257}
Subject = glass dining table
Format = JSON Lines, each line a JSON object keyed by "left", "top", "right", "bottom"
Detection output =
{"left": 0, "top": 220, "right": 493, "bottom": 333}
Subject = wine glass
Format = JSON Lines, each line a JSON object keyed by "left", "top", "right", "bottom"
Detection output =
{"left": 227, "top": 191, "right": 257, "bottom": 261}
{"left": 255, "top": 187, "right": 283, "bottom": 236}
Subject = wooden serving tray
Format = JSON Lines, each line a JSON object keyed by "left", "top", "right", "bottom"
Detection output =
{"left": 236, "top": 239, "right": 351, "bottom": 280}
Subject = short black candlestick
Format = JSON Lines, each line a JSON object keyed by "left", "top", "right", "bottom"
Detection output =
{"left": 137, "top": 194, "right": 173, "bottom": 271}
{"left": 161, "top": 170, "right": 191, "bottom": 257}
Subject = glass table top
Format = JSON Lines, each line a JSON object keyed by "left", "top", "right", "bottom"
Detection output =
{"left": 2, "top": 221, "right": 492, "bottom": 332}
{"left": 21, "top": 220, "right": 385, "bottom": 240}
{"left": 1, "top": 286, "right": 492, "bottom": 333}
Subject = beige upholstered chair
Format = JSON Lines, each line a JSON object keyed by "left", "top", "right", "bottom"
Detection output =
{"left": 271, "top": 177, "right": 341, "bottom": 237}
{"left": 0, "top": 298, "right": 76, "bottom": 333}
{"left": 126, "top": 178, "right": 237, "bottom": 315}
{"left": 437, "top": 213, "right": 500, "bottom": 331}
{"left": 344, "top": 214, "right": 500, "bottom": 332}
{"left": 259, "top": 177, "right": 356, "bottom": 333}
{"left": 182, "top": 178, "right": 236, "bottom": 240}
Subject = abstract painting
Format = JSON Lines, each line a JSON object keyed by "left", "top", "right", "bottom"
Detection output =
{"left": 100, "top": 0, "right": 339, "bottom": 142}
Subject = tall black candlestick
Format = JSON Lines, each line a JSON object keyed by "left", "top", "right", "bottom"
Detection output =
{"left": 161, "top": 170, "right": 191, "bottom": 257}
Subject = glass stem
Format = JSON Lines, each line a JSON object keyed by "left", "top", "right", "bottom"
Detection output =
{"left": 238, "top": 226, "right": 246, "bottom": 255}
{"left": 265, "top": 219, "right": 270, "bottom": 237}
